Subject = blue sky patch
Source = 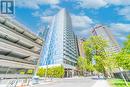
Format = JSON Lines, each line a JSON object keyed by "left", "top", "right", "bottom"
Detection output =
{"left": 14, "top": 0, "right": 130, "bottom": 47}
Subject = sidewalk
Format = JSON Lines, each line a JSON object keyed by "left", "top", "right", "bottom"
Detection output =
{"left": 0, "top": 84, "right": 6, "bottom": 87}
{"left": 92, "top": 79, "right": 110, "bottom": 87}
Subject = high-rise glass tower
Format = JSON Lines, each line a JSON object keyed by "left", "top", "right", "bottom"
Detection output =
{"left": 92, "top": 25, "right": 121, "bottom": 55}
{"left": 40, "top": 9, "right": 79, "bottom": 76}
{"left": 38, "top": 26, "right": 49, "bottom": 41}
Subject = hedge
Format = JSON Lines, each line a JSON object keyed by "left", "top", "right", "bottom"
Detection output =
{"left": 37, "top": 65, "right": 64, "bottom": 78}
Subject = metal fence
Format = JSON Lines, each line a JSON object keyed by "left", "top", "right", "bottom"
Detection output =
{"left": 113, "top": 71, "right": 130, "bottom": 81}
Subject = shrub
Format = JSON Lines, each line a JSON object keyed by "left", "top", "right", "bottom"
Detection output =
{"left": 37, "top": 65, "right": 64, "bottom": 78}
{"left": 37, "top": 67, "right": 46, "bottom": 77}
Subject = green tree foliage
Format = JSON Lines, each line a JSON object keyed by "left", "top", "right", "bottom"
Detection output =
{"left": 124, "top": 35, "right": 130, "bottom": 52}
{"left": 37, "top": 67, "right": 46, "bottom": 77}
{"left": 115, "top": 35, "right": 130, "bottom": 70}
{"left": 115, "top": 52, "right": 130, "bottom": 70}
{"left": 83, "top": 36, "right": 109, "bottom": 73}
{"left": 83, "top": 41, "right": 93, "bottom": 62}
{"left": 90, "top": 36, "right": 108, "bottom": 52}
{"left": 26, "top": 69, "right": 33, "bottom": 74}
{"left": 77, "top": 56, "right": 87, "bottom": 71}
{"left": 77, "top": 56, "right": 94, "bottom": 75}
{"left": 37, "top": 65, "right": 64, "bottom": 78}
{"left": 81, "top": 35, "right": 130, "bottom": 78}
{"left": 94, "top": 55, "right": 106, "bottom": 73}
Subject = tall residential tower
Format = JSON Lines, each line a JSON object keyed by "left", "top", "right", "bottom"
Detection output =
{"left": 77, "top": 39, "right": 86, "bottom": 58}
{"left": 92, "top": 25, "right": 121, "bottom": 55}
{"left": 40, "top": 9, "right": 79, "bottom": 77}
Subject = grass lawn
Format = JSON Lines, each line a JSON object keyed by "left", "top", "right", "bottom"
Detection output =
{"left": 108, "top": 78, "right": 130, "bottom": 87}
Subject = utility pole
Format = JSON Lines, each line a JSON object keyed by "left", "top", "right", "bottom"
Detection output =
{"left": 32, "top": 41, "right": 44, "bottom": 84}
{"left": 44, "top": 62, "right": 48, "bottom": 80}
{"left": 34, "top": 43, "right": 44, "bottom": 76}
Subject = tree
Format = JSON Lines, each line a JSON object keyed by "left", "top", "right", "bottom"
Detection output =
{"left": 37, "top": 65, "right": 64, "bottom": 78}
{"left": 115, "top": 51, "right": 130, "bottom": 70}
{"left": 112, "top": 35, "right": 130, "bottom": 87}
{"left": 83, "top": 40, "right": 93, "bottom": 62}
{"left": 82, "top": 36, "right": 116, "bottom": 77}
{"left": 77, "top": 56, "right": 94, "bottom": 76}
{"left": 124, "top": 35, "right": 130, "bottom": 53}
{"left": 90, "top": 36, "right": 108, "bottom": 53}
{"left": 115, "top": 35, "right": 130, "bottom": 70}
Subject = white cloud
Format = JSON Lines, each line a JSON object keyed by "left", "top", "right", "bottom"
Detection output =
{"left": 16, "top": 0, "right": 39, "bottom": 9}
{"left": 32, "top": 5, "right": 61, "bottom": 17}
{"left": 75, "top": 28, "right": 91, "bottom": 38}
{"left": 42, "top": 5, "right": 62, "bottom": 16}
{"left": 39, "top": 13, "right": 93, "bottom": 37}
{"left": 50, "top": 4, "right": 62, "bottom": 9}
{"left": 15, "top": 0, "right": 60, "bottom": 9}
{"left": 40, "top": 16, "right": 53, "bottom": 24}
{"left": 32, "top": 6, "right": 61, "bottom": 33}
{"left": 118, "top": 6, "right": 130, "bottom": 20}
{"left": 36, "top": 16, "right": 53, "bottom": 32}
{"left": 43, "top": 9, "right": 57, "bottom": 16}
{"left": 109, "top": 23, "right": 130, "bottom": 42}
{"left": 76, "top": 0, "right": 107, "bottom": 9}
{"left": 32, "top": 11, "right": 41, "bottom": 17}
{"left": 40, "top": 14, "right": 93, "bottom": 27}
{"left": 110, "top": 23, "right": 130, "bottom": 33}
{"left": 106, "top": 0, "right": 130, "bottom": 6}
{"left": 118, "top": 37, "right": 127, "bottom": 41}
{"left": 71, "top": 14, "right": 93, "bottom": 37}
{"left": 39, "top": 0, "right": 60, "bottom": 4}
{"left": 71, "top": 14, "right": 93, "bottom": 28}
{"left": 76, "top": 0, "right": 130, "bottom": 9}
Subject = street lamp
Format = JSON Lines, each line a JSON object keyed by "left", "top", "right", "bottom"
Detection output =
{"left": 32, "top": 42, "right": 44, "bottom": 84}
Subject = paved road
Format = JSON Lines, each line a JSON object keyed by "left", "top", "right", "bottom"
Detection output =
{"left": 33, "top": 77, "right": 97, "bottom": 87}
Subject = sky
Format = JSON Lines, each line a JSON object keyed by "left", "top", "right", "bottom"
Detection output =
{"left": 13, "top": 0, "right": 130, "bottom": 46}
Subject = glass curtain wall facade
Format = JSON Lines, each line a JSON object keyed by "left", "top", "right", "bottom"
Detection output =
{"left": 38, "top": 26, "right": 49, "bottom": 41}
{"left": 40, "top": 9, "right": 79, "bottom": 76}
